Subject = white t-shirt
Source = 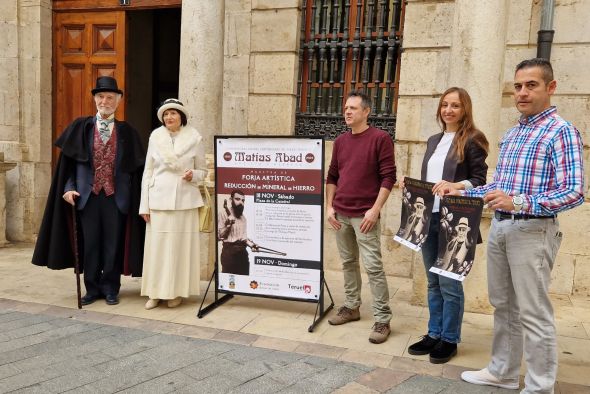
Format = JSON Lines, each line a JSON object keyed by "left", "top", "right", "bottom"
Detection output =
{"left": 426, "top": 132, "right": 455, "bottom": 213}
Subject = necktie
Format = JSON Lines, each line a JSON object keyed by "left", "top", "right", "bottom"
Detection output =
{"left": 450, "top": 241, "right": 464, "bottom": 265}
{"left": 98, "top": 119, "right": 112, "bottom": 143}
{"left": 408, "top": 216, "right": 418, "bottom": 235}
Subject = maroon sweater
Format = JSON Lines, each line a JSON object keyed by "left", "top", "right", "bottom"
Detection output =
{"left": 327, "top": 126, "right": 396, "bottom": 217}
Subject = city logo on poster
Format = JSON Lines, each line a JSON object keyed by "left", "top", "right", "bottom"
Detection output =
{"left": 223, "top": 152, "right": 232, "bottom": 161}
{"left": 249, "top": 280, "right": 281, "bottom": 291}
{"left": 288, "top": 283, "right": 312, "bottom": 293}
{"left": 305, "top": 153, "right": 315, "bottom": 163}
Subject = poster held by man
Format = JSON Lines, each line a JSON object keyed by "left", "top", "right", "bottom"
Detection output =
{"left": 394, "top": 177, "right": 435, "bottom": 251}
{"left": 431, "top": 195, "right": 483, "bottom": 281}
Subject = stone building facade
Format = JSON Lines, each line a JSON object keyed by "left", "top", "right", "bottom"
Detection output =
{"left": 1, "top": 0, "right": 588, "bottom": 311}
{"left": 394, "top": 0, "right": 590, "bottom": 310}
{"left": 0, "top": 0, "right": 52, "bottom": 243}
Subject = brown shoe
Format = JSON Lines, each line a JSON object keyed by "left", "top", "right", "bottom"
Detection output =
{"left": 328, "top": 306, "right": 360, "bottom": 325}
{"left": 369, "top": 322, "right": 391, "bottom": 344}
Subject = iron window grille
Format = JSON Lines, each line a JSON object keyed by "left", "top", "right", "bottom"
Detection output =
{"left": 295, "top": 0, "right": 405, "bottom": 140}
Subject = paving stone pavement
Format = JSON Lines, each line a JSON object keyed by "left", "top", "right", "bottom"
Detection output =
{"left": 0, "top": 308, "right": 528, "bottom": 394}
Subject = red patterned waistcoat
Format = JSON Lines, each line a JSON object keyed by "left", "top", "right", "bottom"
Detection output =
{"left": 92, "top": 125, "right": 117, "bottom": 196}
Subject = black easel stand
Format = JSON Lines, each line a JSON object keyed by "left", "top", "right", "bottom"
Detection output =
{"left": 308, "top": 278, "right": 335, "bottom": 332}
{"left": 197, "top": 269, "right": 233, "bottom": 318}
{"left": 197, "top": 270, "right": 335, "bottom": 331}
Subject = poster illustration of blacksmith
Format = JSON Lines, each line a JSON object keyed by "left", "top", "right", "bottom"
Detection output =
{"left": 430, "top": 195, "right": 484, "bottom": 281}
{"left": 393, "top": 177, "right": 435, "bottom": 251}
{"left": 217, "top": 190, "right": 260, "bottom": 276}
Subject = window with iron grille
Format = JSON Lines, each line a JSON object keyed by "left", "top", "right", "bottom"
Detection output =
{"left": 295, "top": 0, "right": 405, "bottom": 140}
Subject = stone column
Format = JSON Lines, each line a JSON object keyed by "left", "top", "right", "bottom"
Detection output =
{"left": 178, "top": 0, "right": 225, "bottom": 280}
{"left": 446, "top": 0, "right": 509, "bottom": 313}
{"left": 0, "top": 153, "right": 17, "bottom": 246}
{"left": 447, "top": 0, "right": 509, "bottom": 164}
{"left": 179, "top": 1, "right": 224, "bottom": 280}
{"left": 178, "top": 0, "right": 225, "bottom": 150}
{"left": 0, "top": 0, "right": 52, "bottom": 242}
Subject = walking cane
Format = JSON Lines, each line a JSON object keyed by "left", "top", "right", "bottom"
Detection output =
{"left": 71, "top": 204, "right": 82, "bottom": 309}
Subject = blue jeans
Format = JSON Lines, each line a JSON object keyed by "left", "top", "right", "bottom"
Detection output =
{"left": 421, "top": 213, "right": 464, "bottom": 343}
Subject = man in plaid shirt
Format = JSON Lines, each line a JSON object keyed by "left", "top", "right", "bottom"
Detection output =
{"left": 446, "top": 58, "right": 584, "bottom": 393}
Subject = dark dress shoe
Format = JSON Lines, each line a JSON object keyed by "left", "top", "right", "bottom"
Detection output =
{"left": 81, "top": 294, "right": 100, "bottom": 306}
{"left": 105, "top": 294, "right": 119, "bottom": 305}
{"left": 408, "top": 335, "right": 440, "bottom": 355}
{"left": 429, "top": 340, "right": 457, "bottom": 364}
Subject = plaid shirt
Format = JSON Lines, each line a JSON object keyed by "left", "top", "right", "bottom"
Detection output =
{"left": 464, "top": 106, "right": 584, "bottom": 216}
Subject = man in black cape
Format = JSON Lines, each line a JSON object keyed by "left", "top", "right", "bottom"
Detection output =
{"left": 32, "top": 76, "right": 145, "bottom": 306}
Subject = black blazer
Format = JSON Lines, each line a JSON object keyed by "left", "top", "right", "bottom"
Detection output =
{"left": 420, "top": 132, "right": 488, "bottom": 187}
{"left": 420, "top": 132, "right": 488, "bottom": 243}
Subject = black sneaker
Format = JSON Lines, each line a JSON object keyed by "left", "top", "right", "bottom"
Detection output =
{"left": 429, "top": 340, "right": 457, "bottom": 364}
{"left": 408, "top": 335, "right": 440, "bottom": 355}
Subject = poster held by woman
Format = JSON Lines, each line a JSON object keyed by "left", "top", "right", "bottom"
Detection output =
{"left": 394, "top": 177, "right": 435, "bottom": 251}
{"left": 431, "top": 195, "right": 484, "bottom": 281}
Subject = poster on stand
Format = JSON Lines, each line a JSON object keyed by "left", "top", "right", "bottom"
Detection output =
{"left": 215, "top": 137, "right": 324, "bottom": 301}
{"left": 393, "top": 177, "right": 435, "bottom": 251}
{"left": 429, "top": 195, "right": 484, "bottom": 281}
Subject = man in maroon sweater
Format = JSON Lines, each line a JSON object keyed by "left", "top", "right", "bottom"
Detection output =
{"left": 326, "top": 90, "right": 397, "bottom": 343}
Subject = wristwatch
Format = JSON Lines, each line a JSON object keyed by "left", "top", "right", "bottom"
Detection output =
{"left": 512, "top": 195, "right": 524, "bottom": 213}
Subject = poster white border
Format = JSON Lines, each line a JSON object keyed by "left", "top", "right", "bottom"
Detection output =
{"left": 214, "top": 136, "right": 324, "bottom": 302}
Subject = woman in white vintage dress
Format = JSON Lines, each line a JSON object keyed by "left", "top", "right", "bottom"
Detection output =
{"left": 139, "top": 99, "right": 207, "bottom": 309}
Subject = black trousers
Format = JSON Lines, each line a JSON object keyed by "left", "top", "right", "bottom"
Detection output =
{"left": 79, "top": 191, "right": 125, "bottom": 296}
{"left": 220, "top": 242, "right": 250, "bottom": 276}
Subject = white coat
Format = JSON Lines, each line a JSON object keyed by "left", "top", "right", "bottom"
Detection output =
{"left": 139, "top": 125, "right": 207, "bottom": 214}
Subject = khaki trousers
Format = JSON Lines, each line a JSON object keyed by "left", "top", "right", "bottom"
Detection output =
{"left": 487, "top": 217, "right": 562, "bottom": 394}
{"left": 335, "top": 215, "right": 392, "bottom": 323}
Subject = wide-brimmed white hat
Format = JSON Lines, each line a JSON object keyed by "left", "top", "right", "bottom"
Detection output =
{"left": 157, "top": 98, "right": 188, "bottom": 123}
{"left": 414, "top": 197, "right": 425, "bottom": 207}
{"left": 455, "top": 217, "right": 470, "bottom": 231}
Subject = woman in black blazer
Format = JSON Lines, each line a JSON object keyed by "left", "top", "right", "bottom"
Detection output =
{"left": 402, "top": 87, "right": 489, "bottom": 364}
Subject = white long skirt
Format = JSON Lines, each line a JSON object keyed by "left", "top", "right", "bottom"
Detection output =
{"left": 141, "top": 209, "right": 200, "bottom": 299}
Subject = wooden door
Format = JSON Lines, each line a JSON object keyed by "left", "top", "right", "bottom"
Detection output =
{"left": 53, "top": 11, "right": 126, "bottom": 164}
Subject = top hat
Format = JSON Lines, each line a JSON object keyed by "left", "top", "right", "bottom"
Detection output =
{"left": 414, "top": 197, "right": 425, "bottom": 207}
{"left": 157, "top": 98, "right": 189, "bottom": 123}
{"left": 455, "top": 217, "right": 470, "bottom": 231}
{"left": 91, "top": 76, "right": 123, "bottom": 96}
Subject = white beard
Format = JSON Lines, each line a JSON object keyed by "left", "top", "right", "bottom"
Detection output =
{"left": 98, "top": 110, "right": 115, "bottom": 118}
